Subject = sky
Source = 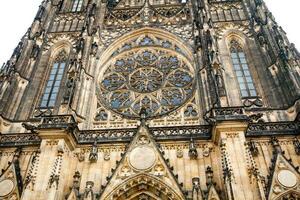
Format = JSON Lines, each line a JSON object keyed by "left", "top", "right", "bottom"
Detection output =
{"left": 0, "top": 1, "right": 299, "bottom": 64}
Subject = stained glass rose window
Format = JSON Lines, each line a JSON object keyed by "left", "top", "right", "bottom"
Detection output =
{"left": 98, "top": 38, "right": 195, "bottom": 119}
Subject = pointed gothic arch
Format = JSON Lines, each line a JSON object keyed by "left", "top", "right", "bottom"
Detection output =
{"left": 103, "top": 173, "right": 184, "bottom": 200}
{"left": 274, "top": 191, "right": 300, "bottom": 200}
{"left": 98, "top": 27, "right": 195, "bottom": 70}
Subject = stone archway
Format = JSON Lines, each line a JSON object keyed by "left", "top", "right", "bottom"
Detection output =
{"left": 274, "top": 191, "right": 300, "bottom": 200}
{"left": 103, "top": 173, "right": 185, "bottom": 200}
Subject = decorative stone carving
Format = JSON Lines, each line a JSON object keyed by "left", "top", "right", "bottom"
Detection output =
{"left": 176, "top": 149, "right": 183, "bottom": 158}
{"left": 89, "top": 141, "right": 98, "bottom": 162}
{"left": 129, "top": 146, "right": 156, "bottom": 170}
{"left": 277, "top": 170, "right": 297, "bottom": 188}
{"left": 0, "top": 179, "right": 15, "bottom": 197}
{"left": 189, "top": 138, "right": 198, "bottom": 159}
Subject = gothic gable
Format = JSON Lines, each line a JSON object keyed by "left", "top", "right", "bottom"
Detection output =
{"left": 0, "top": 161, "right": 23, "bottom": 200}
{"left": 267, "top": 153, "right": 300, "bottom": 200}
{"left": 99, "top": 121, "right": 186, "bottom": 200}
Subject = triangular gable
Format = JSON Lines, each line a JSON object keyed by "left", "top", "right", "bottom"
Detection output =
{"left": 66, "top": 188, "right": 80, "bottom": 200}
{"left": 206, "top": 184, "right": 220, "bottom": 200}
{"left": 267, "top": 153, "right": 300, "bottom": 200}
{"left": 99, "top": 123, "right": 186, "bottom": 200}
{"left": 0, "top": 161, "right": 23, "bottom": 200}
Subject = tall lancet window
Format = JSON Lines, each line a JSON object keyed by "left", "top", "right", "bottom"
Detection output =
{"left": 71, "top": 0, "right": 83, "bottom": 12}
{"left": 230, "top": 39, "right": 257, "bottom": 98}
{"left": 40, "top": 51, "right": 67, "bottom": 108}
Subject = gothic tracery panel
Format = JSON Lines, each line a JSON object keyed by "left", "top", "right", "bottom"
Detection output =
{"left": 97, "top": 39, "right": 195, "bottom": 119}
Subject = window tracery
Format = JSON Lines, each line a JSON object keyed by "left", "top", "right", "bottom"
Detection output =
{"left": 230, "top": 39, "right": 257, "bottom": 98}
{"left": 98, "top": 38, "right": 195, "bottom": 119}
{"left": 71, "top": 0, "right": 83, "bottom": 12}
{"left": 40, "top": 51, "right": 67, "bottom": 108}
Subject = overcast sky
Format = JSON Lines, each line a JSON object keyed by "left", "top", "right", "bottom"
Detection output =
{"left": 0, "top": 1, "right": 299, "bottom": 64}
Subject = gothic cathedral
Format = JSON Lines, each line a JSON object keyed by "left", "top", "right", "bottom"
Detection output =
{"left": 0, "top": 0, "right": 300, "bottom": 199}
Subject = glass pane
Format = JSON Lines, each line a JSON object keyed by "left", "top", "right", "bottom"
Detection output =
{"left": 242, "top": 64, "right": 249, "bottom": 70}
{"left": 50, "top": 68, "right": 58, "bottom": 75}
{"left": 232, "top": 58, "right": 239, "bottom": 64}
{"left": 241, "top": 90, "right": 249, "bottom": 97}
{"left": 53, "top": 63, "right": 59, "bottom": 69}
{"left": 40, "top": 101, "right": 47, "bottom": 107}
{"left": 58, "top": 67, "right": 65, "bottom": 74}
{"left": 49, "top": 74, "right": 56, "bottom": 80}
{"left": 50, "top": 93, "right": 58, "bottom": 100}
{"left": 60, "top": 62, "right": 66, "bottom": 69}
{"left": 246, "top": 77, "right": 253, "bottom": 82}
{"left": 234, "top": 64, "right": 240, "bottom": 70}
{"left": 52, "top": 87, "right": 59, "bottom": 93}
{"left": 231, "top": 53, "right": 238, "bottom": 59}
{"left": 47, "top": 80, "right": 54, "bottom": 87}
{"left": 237, "top": 77, "right": 244, "bottom": 83}
{"left": 239, "top": 83, "right": 246, "bottom": 90}
{"left": 236, "top": 71, "right": 243, "bottom": 77}
{"left": 248, "top": 83, "right": 255, "bottom": 89}
{"left": 45, "top": 87, "right": 51, "bottom": 93}
{"left": 54, "top": 81, "right": 61, "bottom": 86}
{"left": 244, "top": 70, "right": 250, "bottom": 76}
{"left": 56, "top": 74, "right": 63, "bottom": 80}
{"left": 48, "top": 100, "right": 55, "bottom": 107}
{"left": 42, "top": 93, "right": 49, "bottom": 101}
{"left": 239, "top": 58, "right": 247, "bottom": 63}
{"left": 250, "top": 90, "right": 257, "bottom": 96}
{"left": 238, "top": 52, "right": 245, "bottom": 58}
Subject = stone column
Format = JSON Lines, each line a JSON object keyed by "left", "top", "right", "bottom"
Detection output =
{"left": 213, "top": 121, "right": 260, "bottom": 200}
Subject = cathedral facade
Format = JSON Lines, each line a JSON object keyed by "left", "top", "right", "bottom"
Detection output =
{"left": 0, "top": 0, "right": 300, "bottom": 199}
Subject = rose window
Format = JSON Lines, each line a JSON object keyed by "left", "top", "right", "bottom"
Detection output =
{"left": 98, "top": 47, "right": 195, "bottom": 119}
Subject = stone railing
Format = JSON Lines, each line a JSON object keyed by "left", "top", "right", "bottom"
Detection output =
{"left": 212, "top": 107, "right": 247, "bottom": 121}
{"left": 0, "top": 133, "right": 41, "bottom": 147}
{"left": 75, "top": 129, "right": 136, "bottom": 144}
{"left": 150, "top": 125, "right": 211, "bottom": 140}
{"left": 246, "top": 121, "right": 299, "bottom": 137}
{"left": 39, "top": 115, "right": 76, "bottom": 129}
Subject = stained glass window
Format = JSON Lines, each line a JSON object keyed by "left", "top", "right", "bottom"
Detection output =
{"left": 40, "top": 51, "right": 67, "bottom": 108}
{"left": 72, "top": 0, "right": 83, "bottom": 12}
{"left": 230, "top": 39, "right": 257, "bottom": 98}
{"left": 98, "top": 41, "right": 195, "bottom": 119}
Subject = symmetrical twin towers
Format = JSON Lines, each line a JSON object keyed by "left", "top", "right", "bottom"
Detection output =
{"left": 0, "top": 0, "right": 299, "bottom": 199}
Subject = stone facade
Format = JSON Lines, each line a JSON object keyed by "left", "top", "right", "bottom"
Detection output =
{"left": 0, "top": 0, "right": 299, "bottom": 199}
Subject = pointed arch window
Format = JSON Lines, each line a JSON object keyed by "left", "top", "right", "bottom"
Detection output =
{"left": 71, "top": 0, "right": 83, "bottom": 12}
{"left": 40, "top": 51, "right": 67, "bottom": 108}
{"left": 230, "top": 39, "right": 257, "bottom": 98}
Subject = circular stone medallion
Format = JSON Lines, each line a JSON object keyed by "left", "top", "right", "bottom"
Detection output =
{"left": 277, "top": 170, "right": 297, "bottom": 188}
{"left": 129, "top": 146, "right": 156, "bottom": 170}
{"left": 0, "top": 179, "right": 14, "bottom": 197}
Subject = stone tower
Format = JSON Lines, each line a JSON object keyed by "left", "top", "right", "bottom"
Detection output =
{"left": 0, "top": 0, "right": 299, "bottom": 199}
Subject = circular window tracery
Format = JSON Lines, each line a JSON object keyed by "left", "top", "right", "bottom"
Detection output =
{"left": 98, "top": 42, "right": 195, "bottom": 119}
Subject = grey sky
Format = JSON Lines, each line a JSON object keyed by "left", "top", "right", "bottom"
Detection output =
{"left": 0, "top": 1, "right": 299, "bottom": 64}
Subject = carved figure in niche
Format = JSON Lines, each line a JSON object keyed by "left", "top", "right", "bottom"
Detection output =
{"left": 104, "top": 151, "right": 110, "bottom": 161}
{"left": 63, "top": 77, "right": 75, "bottom": 104}
{"left": 192, "top": 177, "right": 201, "bottom": 200}
{"left": 90, "top": 42, "right": 98, "bottom": 56}
{"left": 89, "top": 141, "right": 98, "bottom": 162}
{"left": 189, "top": 138, "right": 198, "bottom": 159}
{"left": 30, "top": 43, "right": 40, "bottom": 59}
{"left": 84, "top": 181, "right": 94, "bottom": 198}
{"left": 12, "top": 41, "right": 23, "bottom": 63}
{"left": 176, "top": 149, "right": 183, "bottom": 158}
{"left": 76, "top": 37, "right": 85, "bottom": 55}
